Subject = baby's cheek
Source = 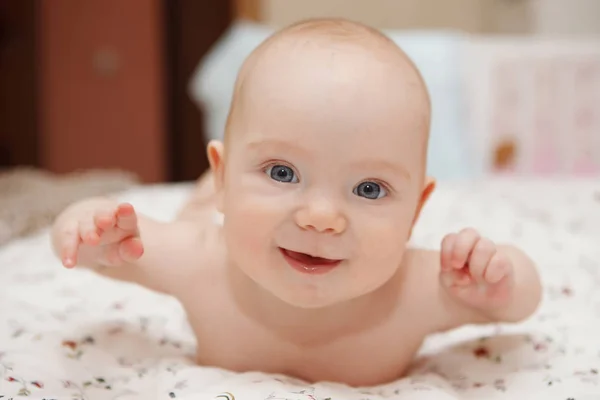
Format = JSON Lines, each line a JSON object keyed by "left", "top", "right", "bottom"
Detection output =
{"left": 224, "top": 200, "right": 276, "bottom": 255}
{"left": 227, "top": 214, "right": 265, "bottom": 252}
{"left": 362, "top": 222, "right": 409, "bottom": 263}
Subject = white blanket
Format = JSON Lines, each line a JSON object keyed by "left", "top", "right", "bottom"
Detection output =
{"left": 1, "top": 180, "right": 599, "bottom": 399}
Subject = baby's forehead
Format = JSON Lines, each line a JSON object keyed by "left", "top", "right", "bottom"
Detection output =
{"left": 242, "top": 55, "right": 429, "bottom": 133}
{"left": 241, "top": 23, "right": 429, "bottom": 108}
{"left": 226, "top": 20, "right": 431, "bottom": 153}
{"left": 257, "top": 26, "right": 415, "bottom": 74}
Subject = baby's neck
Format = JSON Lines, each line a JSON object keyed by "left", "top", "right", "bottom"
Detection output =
{"left": 227, "top": 264, "right": 403, "bottom": 347}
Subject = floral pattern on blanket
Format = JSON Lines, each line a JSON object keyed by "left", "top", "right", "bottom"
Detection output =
{"left": 0, "top": 180, "right": 599, "bottom": 400}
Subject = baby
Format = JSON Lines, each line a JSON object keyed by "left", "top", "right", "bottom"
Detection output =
{"left": 51, "top": 19, "right": 542, "bottom": 387}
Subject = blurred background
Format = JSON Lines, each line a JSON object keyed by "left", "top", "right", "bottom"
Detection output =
{"left": 1, "top": 0, "right": 599, "bottom": 186}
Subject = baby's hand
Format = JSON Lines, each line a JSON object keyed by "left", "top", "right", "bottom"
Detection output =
{"left": 440, "top": 228, "right": 514, "bottom": 311}
{"left": 56, "top": 202, "right": 144, "bottom": 268}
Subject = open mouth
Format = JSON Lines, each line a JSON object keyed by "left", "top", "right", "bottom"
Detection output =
{"left": 279, "top": 248, "right": 342, "bottom": 274}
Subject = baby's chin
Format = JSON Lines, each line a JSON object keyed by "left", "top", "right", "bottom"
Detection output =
{"left": 263, "top": 278, "right": 377, "bottom": 309}
{"left": 235, "top": 254, "right": 400, "bottom": 309}
{"left": 274, "top": 291, "right": 346, "bottom": 309}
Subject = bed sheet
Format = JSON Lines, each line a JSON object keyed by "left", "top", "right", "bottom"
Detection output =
{"left": 1, "top": 179, "right": 599, "bottom": 400}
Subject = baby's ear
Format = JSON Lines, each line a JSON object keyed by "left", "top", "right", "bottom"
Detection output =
{"left": 207, "top": 140, "right": 225, "bottom": 210}
{"left": 410, "top": 176, "right": 436, "bottom": 235}
{"left": 419, "top": 176, "right": 436, "bottom": 208}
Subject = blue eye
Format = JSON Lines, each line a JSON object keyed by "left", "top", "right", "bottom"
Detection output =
{"left": 354, "top": 181, "right": 386, "bottom": 200}
{"left": 266, "top": 165, "right": 298, "bottom": 183}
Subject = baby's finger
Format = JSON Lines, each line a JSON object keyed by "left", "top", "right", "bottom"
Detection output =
{"left": 118, "top": 237, "right": 144, "bottom": 263}
{"left": 93, "top": 207, "right": 117, "bottom": 231}
{"left": 79, "top": 217, "right": 101, "bottom": 246}
{"left": 440, "top": 268, "right": 472, "bottom": 288}
{"left": 484, "top": 253, "right": 512, "bottom": 284}
{"left": 61, "top": 221, "right": 80, "bottom": 268}
{"left": 450, "top": 228, "right": 480, "bottom": 269}
{"left": 440, "top": 233, "right": 457, "bottom": 271}
{"left": 116, "top": 203, "right": 138, "bottom": 232}
{"left": 467, "top": 238, "right": 496, "bottom": 284}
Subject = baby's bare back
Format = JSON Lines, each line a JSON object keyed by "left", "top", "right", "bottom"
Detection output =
{"left": 171, "top": 175, "right": 442, "bottom": 386}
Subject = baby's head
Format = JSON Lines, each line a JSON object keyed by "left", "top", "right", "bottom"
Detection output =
{"left": 208, "top": 18, "right": 435, "bottom": 308}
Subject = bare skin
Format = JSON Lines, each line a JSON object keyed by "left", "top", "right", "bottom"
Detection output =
{"left": 50, "top": 19, "right": 541, "bottom": 387}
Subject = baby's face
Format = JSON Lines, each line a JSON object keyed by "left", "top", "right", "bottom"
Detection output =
{"left": 215, "top": 42, "right": 432, "bottom": 308}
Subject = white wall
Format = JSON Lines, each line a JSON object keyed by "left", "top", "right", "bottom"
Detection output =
{"left": 262, "top": 0, "right": 488, "bottom": 32}
{"left": 260, "top": 0, "right": 600, "bottom": 35}
{"left": 531, "top": 0, "right": 600, "bottom": 35}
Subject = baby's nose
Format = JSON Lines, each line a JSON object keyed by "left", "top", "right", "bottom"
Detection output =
{"left": 294, "top": 199, "right": 347, "bottom": 234}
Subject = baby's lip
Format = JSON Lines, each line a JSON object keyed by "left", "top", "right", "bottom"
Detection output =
{"left": 279, "top": 248, "right": 342, "bottom": 274}
{"left": 278, "top": 247, "right": 342, "bottom": 263}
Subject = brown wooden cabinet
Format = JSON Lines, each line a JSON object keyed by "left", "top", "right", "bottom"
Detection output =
{"left": 0, "top": 0, "right": 232, "bottom": 183}
{"left": 39, "top": 0, "right": 168, "bottom": 182}
{"left": 0, "top": 1, "right": 39, "bottom": 169}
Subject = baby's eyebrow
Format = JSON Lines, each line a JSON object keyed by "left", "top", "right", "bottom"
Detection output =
{"left": 246, "top": 139, "right": 309, "bottom": 155}
{"left": 355, "top": 159, "right": 411, "bottom": 180}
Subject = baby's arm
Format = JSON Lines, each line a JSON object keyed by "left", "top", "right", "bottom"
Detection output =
{"left": 411, "top": 228, "right": 542, "bottom": 332}
{"left": 481, "top": 243, "right": 542, "bottom": 322}
{"left": 51, "top": 197, "right": 202, "bottom": 294}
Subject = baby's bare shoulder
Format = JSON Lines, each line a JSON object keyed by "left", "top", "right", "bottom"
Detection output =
{"left": 176, "top": 172, "right": 217, "bottom": 220}
{"left": 163, "top": 216, "right": 227, "bottom": 299}
{"left": 159, "top": 214, "right": 225, "bottom": 294}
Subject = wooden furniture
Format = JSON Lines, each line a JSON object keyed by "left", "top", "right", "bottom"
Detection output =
{"left": 165, "top": 0, "right": 232, "bottom": 182}
{"left": 0, "top": 1, "right": 39, "bottom": 169}
{"left": 0, "top": 0, "right": 232, "bottom": 183}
